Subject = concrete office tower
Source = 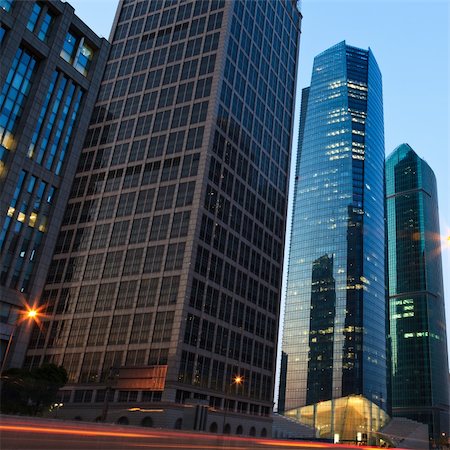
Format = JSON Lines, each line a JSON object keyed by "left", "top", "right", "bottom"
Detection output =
{"left": 26, "top": 0, "right": 302, "bottom": 435}
{"left": 0, "top": 0, "right": 108, "bottom": 369}
{"left": 386, "top": 143, "right": 449, "bottom": 446}
{"left": 280, "top": 41, "right": 388, "bottom": 444}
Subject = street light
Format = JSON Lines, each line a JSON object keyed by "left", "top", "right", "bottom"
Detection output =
{"left": 0, "top": 306, "right": 40, "bottom": 376}
{"left": 222, "top": 374, "right": 244, "bottom": 434}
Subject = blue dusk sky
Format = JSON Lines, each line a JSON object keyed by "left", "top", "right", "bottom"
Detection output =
{"left": 68, "top": 0, "right": 450, "bottom": 356}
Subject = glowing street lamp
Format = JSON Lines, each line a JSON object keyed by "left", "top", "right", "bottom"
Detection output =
{"left": 233, "top": 376, "right": 243, "bottom": 385}
{"left": 0, "top": 306, "right": 40, "bottom": 376}
{"left": 27, "top": 309, "right": 38, "bottom": 319}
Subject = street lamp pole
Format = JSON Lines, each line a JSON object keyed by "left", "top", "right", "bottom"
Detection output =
{"left": 0, "top": 324, "right": 18, "bottom": 376}
{"left": 222, "top": 375, "right": 243, "bottom": 434}
{"left": 0, "top": 308, "right": 39, "bottom": 377}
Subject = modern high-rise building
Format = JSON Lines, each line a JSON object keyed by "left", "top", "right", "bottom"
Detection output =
{"left": 25, "top": 0, "right": 302, "bottom": 435}
{"left": 280, "top": 41, "right": 388, "bottom": 443}
{"left": 0, "top": 0, "right": 108, "bottom": 369}
{"left": 386, "top": 143, "right": 449, "bottom": 446}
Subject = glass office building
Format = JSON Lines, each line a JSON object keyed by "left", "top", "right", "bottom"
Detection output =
{"left": 25, "top": 0, "right": 302, "bottom": 435}
{"left": 281, "top": 41, "right": 388, "bottom": 443}
{"left": 0, "top": 0, "right": 108, "bottom": 369}
{"left": 386, "top": 143, "right": 449, "bottom": 445}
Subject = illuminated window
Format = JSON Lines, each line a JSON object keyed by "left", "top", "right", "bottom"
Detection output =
{"left": 61, "top": 32, "right": 78, "bottom": 64}
{"left": 61, "top": 32, "right": 94, "bottom": 76}
{"left": 0, "top": 0, "right": 13, "bottom": 12}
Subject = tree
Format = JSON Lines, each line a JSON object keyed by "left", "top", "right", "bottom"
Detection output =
{"left": 1, "top": 364, "right": 68, "bottom": 415}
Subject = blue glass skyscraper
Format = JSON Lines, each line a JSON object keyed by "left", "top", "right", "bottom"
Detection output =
{"left": 386, "top": 144, "right": 449, "bottom": 446}
{"left": 280, "top": 41, "right": 388, "bottom": 443}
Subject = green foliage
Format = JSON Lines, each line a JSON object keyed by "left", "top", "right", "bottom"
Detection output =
{"left": 0, "top": 363, "right": 68, "bottom": 415}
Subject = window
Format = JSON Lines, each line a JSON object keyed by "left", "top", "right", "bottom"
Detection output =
{"left": 0, "top": 25, "right": 6, "bottom": 43}
{"left": 103, "top": 251, "right": 124, "bottom": 278}
{"left": 142, "top": 161, "right": 160, "bottom": 185}
{"left": 159, "top": 276, "right": 179, "bottom": 305}
{"left": 185, "top": 37, "right": 202, "bottom": 58}
{"left": 195, "top": 77, "right": 212, "bottom": 99}
{"left": 116, "top": 192, "right": 136, "bottom": 217}
{"left": 190, "top": 17, "right": 206, "bottom": 37}
{"left": 199, "top": 54, "right": 216, "bottom": 75}
{"left": 129, "top": 139, "right": 147, "bottom": 162}
{"left": 143, "top": 245, "right": 164, "bottom": 273}
{"left": 27, "top": 3, "right": 42, "bottom": 32}
{"left": 158, "top": 87, "right": 175, "bottom": 108}
{"left": 130, "top": 313, "right": 152, "bottom": 344}
{"left": 191, "top": 101, "right": 208, "bottom": 124}
{"left": 75, "top": 285, "right": 96, "bottom": 313}
{"left": 167, "top": 131, "right": 185, "bottom": 155}
{"left": 207, "top": 12, "right": 223, "bottom": 31}
{"left": 171, "top": 211, "right": 190, "bottom": 238}
{"left": 144, "top": 13, "right": 160, "bottom": 32}
{"left": 67, "top": 319, "right": 88, "bottom": 348}
{"left": 95, "top": 283, "right": 117, "bottom": 311}
{"left": 0, "top": 48, "right": 37, "bottom": 154}
{"left": 168, "top": 42, "right": 185, "bottom": 63}
{"left": 176, "top": 82, "right": 194, "bottom": 104}
{"left": 116, "top": 280, "right": 138, "bottom": 309}
{"left": 61, "top": 32, "right": 94, "bottom": 76}
{"left": 123, "top": 95, "right": 140, "bottom": 116}
{"left": 163, "top": 64, "right": 180, "bottom": 84}
{"left": 88, "top": 317, "right": 110, "bottom": 346}
{"left": 136, "top": 189, "right": 155, "bottom": 214}
{"left": 165, "top": 242, "right": 185, "bottom": 270}
{"left": 172, "top": 106, "right": 190, "bottom": 128}
{"left": 129, "top": 217, "right": 150, "bottom": 243}
{"left": 123, "top": 165, "right": 142, "bottom": 189}
{"left": 135, "top": 114, "right": 153, "bottom": 136}
{"left": 153, "top": 111, "right": 171, "bottom": 132}
{"left": 1, "top": 0, "right": 13, "bottom": 12}
{"left": 161, "top": 158, "right": 181, "bottom": 181}
{"left": 137, "top": 278, "right": 158, "bottom": 307}
{"left": 184, "top": 314, "right": 200, "bottom": 346}
{"left": 141, "top": 32, "right": 155, "bottom": 51}
{"left": 98, "top": 196, "right": 117, "bottom": 220}
{"left": 186, "top": 127, "right": 204, "bottom": 149}
{"left": 141, "top": 91, "right": 158, "bottom": 113}
{"left": 146, "top": 69, "right": 162, "bottom": 89}
{"left": 110, "top": 220, "right": 130, "bottom": 246}
{"left": 149, "top": 214, "right": 170, "bottom": 241}
{"left": 129, "top": 73, "right": 145, "bottom": 94}
{"left": 181, "top": 59, "right": 198, "bottom": 80}
{"left": 203, "top": 32, "right": 220, "bottom": 53}
{"left": 122, "top": 248, "right": 144, "bottom": 276}
{"left": 108, "top": 315, "right": 131, "bottom": 345}
{"left": 148, "top": 135, "right": 166, "bottom": 158}
{"left": 84, "top": 254, "right": 104, "bottom": 280}
{"left": 176, "top": 181, "right": 195, "bottom": 207}
{"left": 152, "top": 311, "right": 174, "bottom": 343}
{"left": 155, "top": 185, "right": 175, "bottom": 210}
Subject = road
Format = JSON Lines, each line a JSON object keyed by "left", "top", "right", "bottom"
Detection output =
{"left": 0, "top": 415, "right": 401, "bottom": 449}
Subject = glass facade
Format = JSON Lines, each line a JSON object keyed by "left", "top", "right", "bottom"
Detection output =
{"left": 0, "top": 0, "right": 108, "bottom": 370}
{"left": 281, "top": 41, "right": 387, "bottom": 443}
{"left": 386, "top": 143, "right": 449, "bottom": 445}
{"left": 0, "top": 48, "right": 37, "bottom": 165}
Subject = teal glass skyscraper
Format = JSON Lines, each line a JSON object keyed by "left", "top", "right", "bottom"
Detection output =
{"left": 386, "top": 144, "right": 449, "bottom": 445}
{"left": 280, "top": 41, "right": 388, "bottom": 443}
